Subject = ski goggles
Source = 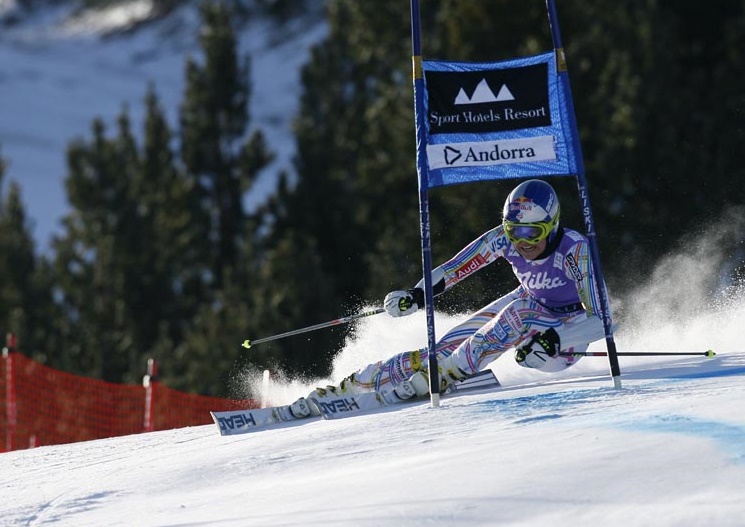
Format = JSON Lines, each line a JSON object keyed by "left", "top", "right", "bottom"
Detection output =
{"left": 503, "top": 221, "right": 553, "bottom": 245}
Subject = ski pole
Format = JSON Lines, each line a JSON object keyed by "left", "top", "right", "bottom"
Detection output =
{"left": 242, "top": 307, "right": 386, "bottom": 349}
{"left": 558, "top": 350, "right": 716, "bottom": 358}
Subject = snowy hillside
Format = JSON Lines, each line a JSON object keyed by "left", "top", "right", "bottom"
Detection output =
{"left": 2, "top": 341, "right": 744, "bottom": 526}
{"left": 0, "top": 1, "right": 326, "bottom": 252}
{"left": 2, "top": 289, "right": 745, "bottom": 526}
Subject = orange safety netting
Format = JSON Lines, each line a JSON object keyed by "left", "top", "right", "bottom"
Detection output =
{"left": 1, "top": 352, "right": 258, "bottom": 452}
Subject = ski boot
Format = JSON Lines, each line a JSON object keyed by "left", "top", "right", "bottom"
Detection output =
{"left": 288, "top": 396, "right": 321, "bottom": 418}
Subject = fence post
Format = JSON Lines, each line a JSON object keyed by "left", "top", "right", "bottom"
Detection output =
{"left": 3, "top": 333, "right": 17, "bottom": 452}
{"left": 142, "top": 358, "right": 158, "bottom": 433}
{"left": 261, "top": 370, "right": 271, "bottom": 408}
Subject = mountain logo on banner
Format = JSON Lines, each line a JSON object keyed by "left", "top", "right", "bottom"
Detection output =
{"left": 425, "top": 63, "right": 550, "bottom": 135}
{"left": 454, "top": 80, "right": 515, "bottom": 105}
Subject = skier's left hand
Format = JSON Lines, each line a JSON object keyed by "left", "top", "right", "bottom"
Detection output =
{"left": 515, "top": 328, "right": 561, "bottom": 369}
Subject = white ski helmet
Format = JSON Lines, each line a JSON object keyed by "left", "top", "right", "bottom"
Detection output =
{"left": 502, "top": 179, "right": 560, "bottom": 244}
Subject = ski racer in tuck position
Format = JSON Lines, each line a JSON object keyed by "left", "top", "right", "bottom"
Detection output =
{"left": 291, "top": 179, "right": 609, "bottom": 416}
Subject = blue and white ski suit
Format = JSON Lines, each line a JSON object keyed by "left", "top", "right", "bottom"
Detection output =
{"left": 352, "top": 225, "right": 608, "bottom": 393}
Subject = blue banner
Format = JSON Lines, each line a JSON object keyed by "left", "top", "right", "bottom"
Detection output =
{"left": 423, "top": 52, "right": 580, "bottom": 188}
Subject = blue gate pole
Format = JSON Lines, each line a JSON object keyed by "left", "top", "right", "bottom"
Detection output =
{"left": 546, "top": 0, "right": 622, "bottom": 388}
{"left": 410, "top": 0, "right": 441, "bottom": 406}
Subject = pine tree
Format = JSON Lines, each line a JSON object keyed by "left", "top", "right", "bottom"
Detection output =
{"left": 179, "top": 1, "right": 253, "bottom": 289}
{"left": 166, "top": 1, "right": 275, "bottom": 395}
{"left": 52, "top": 114, "right": 136, "bottom": 381}
{"left": 0, "top": 159, "right": 37, "bottom": 352}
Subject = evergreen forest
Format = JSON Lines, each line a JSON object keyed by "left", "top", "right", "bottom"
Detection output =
{"left": 1, "top": 0, "right": 743, "bottom": 397}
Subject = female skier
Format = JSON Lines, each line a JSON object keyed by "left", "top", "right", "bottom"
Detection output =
{"left": 291, "top": 178, "right": 608, "bottom": 416}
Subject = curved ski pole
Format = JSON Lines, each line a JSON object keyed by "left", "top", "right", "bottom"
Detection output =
{"left": 242, "top": 308, "right": 386, "bottom": 349}
{"left": 558, "top": 350, "right": 716, "bottom": 358}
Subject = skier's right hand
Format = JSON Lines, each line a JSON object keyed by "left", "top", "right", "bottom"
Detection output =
{"left": 384, "top": 288, "right": 424, "bottom": 317}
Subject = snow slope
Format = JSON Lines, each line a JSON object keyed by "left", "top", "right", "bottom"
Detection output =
{"left": 0, "top": 2, "right": 326, "bottom": 252}
{"left": 2, "top": 300, "right": 744, "bottom": 527}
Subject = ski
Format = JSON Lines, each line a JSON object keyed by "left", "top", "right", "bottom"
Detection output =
{"left": 310, "top": 390, "right": 388, "bottom": 419}
{"left": 210, "top": 369, "right": 500, "bottom": 435}
{"left": 447, "top": 369, "right": 501, "bottom": 393}
{"left": 313, "top": 369, "right": 500, "bottom": 419}
{"left": 211, "top": 403, "right": 309, "bottom": 436}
